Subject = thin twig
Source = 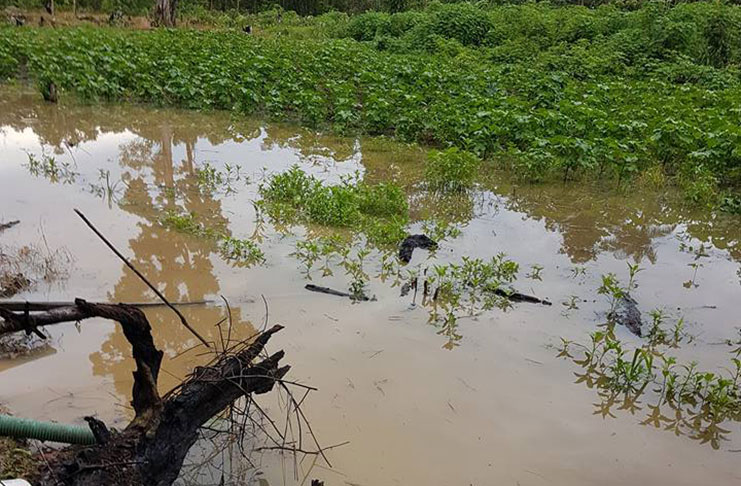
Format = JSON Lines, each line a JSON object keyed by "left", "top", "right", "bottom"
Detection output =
{"left": 74, "top": 209, "right": 210, "bottom": 348}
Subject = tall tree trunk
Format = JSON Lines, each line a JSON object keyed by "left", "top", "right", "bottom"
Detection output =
{"left": 153, "top": 0, "right": 177, "bottom": 27}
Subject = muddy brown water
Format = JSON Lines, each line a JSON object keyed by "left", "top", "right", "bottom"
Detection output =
{"left": 1, "top": 86, "right": 740, "bottom": 485}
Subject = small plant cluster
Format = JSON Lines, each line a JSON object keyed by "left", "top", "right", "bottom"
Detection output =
{"left": 424, "top": 147, "right": 480, "bottom": 192}
{"left": 560, "top": 322, "right": 741, "bottom": 449}
{"left": 25, "top": 153, "right": 78, "bottom": 185}
{"left": 195, "top": 162, "right": 248, "bottom": 195}
{"left": 159, "top": 211, "right": 265, "bottom": 267}
{"left": 259, "top": 166, "right": 409, "bottom": 246}
{"left": 219, "top": 236, "right": 265, "bottom": 267}
{"left": 419, "top": 254, "right": 519, "bottom": 349}
{"left": 88, "top": 169, "right": 124, "bottom": 208}
{"left": 293, "top": 236, "right": 372, "bottom": 301}
{"left": 597, "top": 262, "right": 642, "bottom": 314}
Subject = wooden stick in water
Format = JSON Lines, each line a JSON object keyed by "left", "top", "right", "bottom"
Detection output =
{"left": 74, "top": 209, "right": 211, "bottom": 348}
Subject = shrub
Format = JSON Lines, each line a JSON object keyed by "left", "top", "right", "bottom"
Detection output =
{"left": 425, "top": 148, "right": 480, "bottom": 192}
{"left": 347, "top": 12, "right": 391, "bottom": 41}
{"left": 260, "top": 167, "right": 408, "bottom": 228}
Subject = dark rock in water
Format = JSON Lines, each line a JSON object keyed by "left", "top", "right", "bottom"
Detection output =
{"left": 399, "top": 234, "right": 438, "bottom": 263}
{"left": 610, "top": 293, "right": 642, "bottom": 336}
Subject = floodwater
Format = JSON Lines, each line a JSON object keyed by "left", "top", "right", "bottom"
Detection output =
{"left": 1, "top": 86, "right": 740, "bottom": 485}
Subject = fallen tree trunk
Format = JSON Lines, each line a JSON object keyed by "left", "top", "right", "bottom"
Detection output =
{"left": 0, "top": 298, "right": 289, "bottom": 486}
{"left": 0, "top": 300, "right": 212, "bottom": 313}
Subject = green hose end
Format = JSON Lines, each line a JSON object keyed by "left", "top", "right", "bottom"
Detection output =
{"left": 0, "top": 414, "right": 96, "bottom": 445}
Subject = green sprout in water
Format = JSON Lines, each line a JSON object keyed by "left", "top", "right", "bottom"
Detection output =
{"left": 526, "top": 264, "right": 544, "bottom": 281}
{"left": 561, "top": 327, "right": 741, "bottom": 449}
{"left": 219, "top": 237, "right": 265, "bottom": 267}
{"left": 25, "top": 153, "right": 78, "bottom": 185}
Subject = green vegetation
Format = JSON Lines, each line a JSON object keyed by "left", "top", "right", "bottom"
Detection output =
{"left": 25, "top": 153, "right": 78, "bottom": 185}
{"left": 560, "top": 326, "right": 741, "bottom": 449}
{"left": 259, "top": 166, "right": 408, "bottom": 243}
{"left": 219, "top": 236, "right": 265, "bottom": 266}
{"left": 424, "top": 147, "right": 480, "bottom": 192}
{"left": 424, "top": 254, "right": 520, "bottom": 349}
{"left": 2, "top": 2, "right": 741, "bottom": 208}
{"left": 159, "top": 211, "right": 265, "bottom": 267}
{"left": 194, "top": 162, "right": 248, "bottom": 195}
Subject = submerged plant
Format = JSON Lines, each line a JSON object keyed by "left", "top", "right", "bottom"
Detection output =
{"left": 219, "top": 237, "right": 265, "bottom": 267}
{"left": 526, "top": 264, "right": 544, "bottom": 281}
{"left": 195, "top": 162, "right": 248, "bottom": 195}
{"left": 25, "top": 153, "right": 78, "bottom": 185}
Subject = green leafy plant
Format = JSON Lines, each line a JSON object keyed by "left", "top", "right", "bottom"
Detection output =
{"left": 424, "top": 148, "right": 480, "bottom": 192}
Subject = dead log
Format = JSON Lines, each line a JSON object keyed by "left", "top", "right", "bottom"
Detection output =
{"left": 0, "top": 299, "right": 289, "bottom": 486}
{"left": 304, "top": 284, "right": 371, "bottom": 301}
{"left": 0, "top": 300, "right": 211, "bottom": 312}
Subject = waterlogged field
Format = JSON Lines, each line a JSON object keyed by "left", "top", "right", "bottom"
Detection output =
{"left": 0, "top": 88, "right": 740, "bottom": 484}
{"left": 2, "top": 2, "right": 741, "bottom": 211}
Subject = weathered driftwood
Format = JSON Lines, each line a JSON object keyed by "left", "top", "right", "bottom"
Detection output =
{"left": 304, "top": 284, "right": 371, "bottom": 301}
{"left": 0, "top": 299, "right": 288, "bottom": 486}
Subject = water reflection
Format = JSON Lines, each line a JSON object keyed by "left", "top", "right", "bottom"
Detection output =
{"left": 88, "top": 118, "right": 251, "bottom": 399}
{"left": 560, "top": 328, "right": 741, "bottom": 450}
{"left": 493, "top": 181, "right": 741, "bottom": 264}
{"left": 5, "top": 87, "right": 739, "bottom": 269}
{"left": 4, "top": 86, "right": 741, "bottom": 459}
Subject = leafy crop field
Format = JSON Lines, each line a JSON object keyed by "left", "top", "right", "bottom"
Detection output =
{"left": 2, "top": 2, "right": 741, "bottom": 208}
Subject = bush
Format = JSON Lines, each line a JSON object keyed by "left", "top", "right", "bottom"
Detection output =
{"left": 425, "top": 148, "right": 480, "bottom": 192}
{"left": 347, "top": 11, "right": 390, "bottom": 41}
{"left": 260, "top": 166, "right": 408, "bottom": 227}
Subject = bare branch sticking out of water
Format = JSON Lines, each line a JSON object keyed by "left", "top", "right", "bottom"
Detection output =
{"left": 0, "top": 298, "right": 307, "bottom": 486}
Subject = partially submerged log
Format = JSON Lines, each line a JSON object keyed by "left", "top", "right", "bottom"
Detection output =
{"left": 305, "top": 283, "right": 371, "bottom": 301}
{"left": 0, "top": 299, "right": 289, "bottom": 486}
{"left": 491, "top": 287, "right": 552, "bottom": 306}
